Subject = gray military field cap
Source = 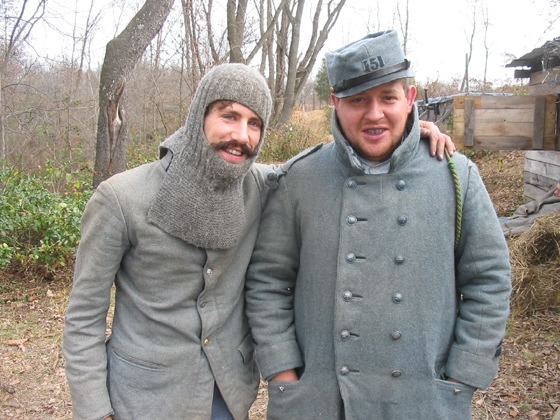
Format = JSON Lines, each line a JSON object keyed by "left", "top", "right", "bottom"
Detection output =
{"left": 326, "top": 30, "right": 414, "bottom": 98}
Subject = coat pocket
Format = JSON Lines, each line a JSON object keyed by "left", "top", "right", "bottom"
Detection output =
{"left": 266, "top": 375, "right": 343, "bottom": 420}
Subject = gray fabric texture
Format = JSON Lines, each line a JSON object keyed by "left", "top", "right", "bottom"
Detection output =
{"left": 148, "top": 63, "right": 272, "bottom": 249}
{"left": 245, "top": 106, "right": 512, "bottom": 419}
{"left": 63, "top": 159, "right": 272, "bottom": 419}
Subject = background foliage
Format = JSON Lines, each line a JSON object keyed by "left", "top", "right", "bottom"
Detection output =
{"left": 0, "top": 163, "right": 93, "bottom": 272}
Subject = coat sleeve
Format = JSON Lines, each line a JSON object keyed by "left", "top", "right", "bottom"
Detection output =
{"left": 245, "top": 177, "right": 304, "bottom": 381}
{"left": 63, "top": 181, "right": 129, "bottom": 419}
{"left": 446, "top": 159, "right": 512, "bottom": 389}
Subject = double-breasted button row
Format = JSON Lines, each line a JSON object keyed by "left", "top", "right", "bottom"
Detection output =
{"left": 346, "top": 178, "right": 406, "bottom": 190}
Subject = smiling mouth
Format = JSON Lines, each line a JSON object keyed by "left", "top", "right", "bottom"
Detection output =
{"left": 226, "top": 148, "right": 242, "bottom": 156}
{"left": 365, "top": 128, "right": 385, "bottom": 135}
{"left": 212, "top": 140, "right": 256, "bottom": 158}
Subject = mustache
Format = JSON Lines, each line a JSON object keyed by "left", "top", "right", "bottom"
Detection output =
{"left": 211, "top": 140, "right": 257, "bottom": 158}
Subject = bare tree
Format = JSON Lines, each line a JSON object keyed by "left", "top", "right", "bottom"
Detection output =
{"left": 396, "top": 0, "right": 410, "bottom": 55}
{"left": 93, "top": 0, "right": 174, "bottom": 187}
{"left": 460, "top": 0, "right": 479, "bottom": 93}
{"left": 71, "top": 0, "right": 103, "bottom": 90}
{"left": 227, "top": 0, "right": 248, "bottom": 63}
{"left": 0, "top": 0, "right": 46, "bottom": 165}
{"left": 481, "top": 0, "right": 489, "bottom": 86}
{"left": 270, "top": 0, "right": 347, "bottom": 125}
{"left": 181, "top": 0, "right": 346, "bottom": 126}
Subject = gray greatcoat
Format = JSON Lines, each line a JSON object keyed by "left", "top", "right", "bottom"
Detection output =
{"left": 63, "top": 154, "right": 271, "bottom": 420}
{"left": 246, "top": 107, "right": 512, "bottom": 419}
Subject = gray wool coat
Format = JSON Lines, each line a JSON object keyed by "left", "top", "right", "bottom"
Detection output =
{"left": 63, "top": 155, "right": 272, "bottom": 420}
{"left": 245, "top": 108, "right": 512, "bottom": 420}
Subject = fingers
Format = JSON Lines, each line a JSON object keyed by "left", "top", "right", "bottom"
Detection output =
{"left": 420, "top": 120, "right": 456, "bottom": 161}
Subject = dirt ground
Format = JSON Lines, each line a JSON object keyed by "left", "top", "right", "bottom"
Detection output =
{"left": 1, "top": 149, "right": 559, "bottom": 419}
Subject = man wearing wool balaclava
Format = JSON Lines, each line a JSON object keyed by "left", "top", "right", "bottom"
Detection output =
{"left": 63, "top": 63, "right": 273, "bottom": 420}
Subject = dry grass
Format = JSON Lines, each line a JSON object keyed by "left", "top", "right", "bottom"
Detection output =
{"left": 509, "top": 213, "right": 560, "bottom": 317}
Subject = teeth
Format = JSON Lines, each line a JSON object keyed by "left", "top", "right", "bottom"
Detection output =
{"left": 366, "top": 129, "right": 384, "bottom": 135}
{"left": 226, "top": 148, "right": 242, "bottom": 156}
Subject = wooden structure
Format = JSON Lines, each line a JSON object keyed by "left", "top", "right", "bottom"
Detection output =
{"left": 505, "top": 37, "right": 560, "bottom": 202}
{"left": 452, "top": 94, "right": 557, "bottom": 151}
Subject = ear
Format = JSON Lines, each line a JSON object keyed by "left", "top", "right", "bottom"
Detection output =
{"left": 406, "top": 85, "right": 417, "bottom": 112}
{"left": 331, "top": 93, "right": 339, "bottom": 107}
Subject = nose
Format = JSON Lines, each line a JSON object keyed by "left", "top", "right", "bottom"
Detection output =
{"left": 231, "top": 122, "right": 250, "bottom": 144}
{"left": 365, "top": 99, "right": 384, "bottom": 121}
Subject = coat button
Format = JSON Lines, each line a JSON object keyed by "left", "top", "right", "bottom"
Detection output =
{"left": 340, "top": 366, "right": 350, "bottom": 375}
{"left": 345, "top": 253, "right": 356, "bottom": 263}
{"left": 206, "top": 268, "right": 212, "bottom": 275}
{"left": 392, "top": 292, "right": 403, "bottom": 303}
{"left": 341, "top": 330, "right": 350, "bottom": 340}
{"left": 343, "top": 291, "right": 353, "bottom": 301}
{"left": 199, "top": 300, "right": 206, "bottom": 308}
{"left": 453, "top": 388, "right": 462, "bottom": 395}
{"left": 346, "top": 179, "right": 358, "bottom": 189}
{"left": 391, "top": 331, "right": 402, "bottom": 340}
{"left": 347, "top": 215, "right": 357, "bottom": 225}
{"left": 396, "top": 180, "right": 406, "bottom": 190}
{"left": 397, "top": 215, "right": 407, "bottom": 225}
{"left": 203, "top": 338, "right": 210, "bottom": 346}
{"left": 391, "top": 370, "right": 402, "bottom": 377}
{"left": 394, "top": 255, "right": 405, "bottom": 265}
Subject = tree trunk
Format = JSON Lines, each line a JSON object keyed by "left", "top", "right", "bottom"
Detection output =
{"left": 274, "top": 0, "right": 346, "bottom": 126}
{"left": 227, "top": 0, "right": 249, "bottom": 63}
{"left": 93, "top": 0, "right": 174, "bottom": 188}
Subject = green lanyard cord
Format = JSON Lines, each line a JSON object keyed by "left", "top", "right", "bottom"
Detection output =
{"left": 446, "top": 150, "right": 463, "bottom": 250}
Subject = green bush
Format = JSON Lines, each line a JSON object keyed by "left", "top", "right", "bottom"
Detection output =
{"left": 0, "top": 163, "right": 93, "bottom": 272}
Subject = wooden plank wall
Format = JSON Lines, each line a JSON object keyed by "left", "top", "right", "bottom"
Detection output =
{"left": 528, "top": 68, "right": 560, "bottom": 96}
{"left": 524, "top": 71, "right": 560, "bottom": 202}
{"left": 524, "top": 150, "right": 560, "bottom": 202}
{"left": 453, "top": 95, "right": 557, "bottom": 151}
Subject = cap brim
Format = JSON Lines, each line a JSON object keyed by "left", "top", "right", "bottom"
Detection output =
{"left": 333, "top": 69, "right": 415, "bottom": 98}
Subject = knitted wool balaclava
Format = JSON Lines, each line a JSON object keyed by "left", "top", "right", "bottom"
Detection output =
{"left": 147, "top": 63, "right": 272, "bottom": 249}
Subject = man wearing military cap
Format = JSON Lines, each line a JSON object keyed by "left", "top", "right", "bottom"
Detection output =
{"left": 246, "top": 30, "right": 512, "bottom": 419}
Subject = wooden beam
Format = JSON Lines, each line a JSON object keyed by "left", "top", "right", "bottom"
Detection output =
{"left": 465, "top": 99, "right": 475, "bottom": 147}
{"left": 475, "top": 136, "right": 530, "bottom": 150}
{"left": 533, "top": 96, "right": 545, "bottom": 149}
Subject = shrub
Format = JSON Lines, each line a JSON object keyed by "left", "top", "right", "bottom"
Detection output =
{"left": 0, "top": 163, "right": 93, "bottom": 273}
{"left": 258, "top": 109, "right": 331, "bottom": 163}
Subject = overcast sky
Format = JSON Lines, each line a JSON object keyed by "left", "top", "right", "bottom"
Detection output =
{"left": 34, "top": 0, "right": 559, "bottom": 85}
{"left": 324, "top": 0, "right": 559, "bottom": 84}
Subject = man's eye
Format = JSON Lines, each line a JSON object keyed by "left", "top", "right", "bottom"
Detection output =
{"left": 349, "top": 97, "right": 365, "bottom": 104}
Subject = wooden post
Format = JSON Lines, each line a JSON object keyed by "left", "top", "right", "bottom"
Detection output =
{"left": 464, "top": 99, "right": 475, "bottom": 147}
{"left": 533, "top": 96, "right": 545, "bottom": 149}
